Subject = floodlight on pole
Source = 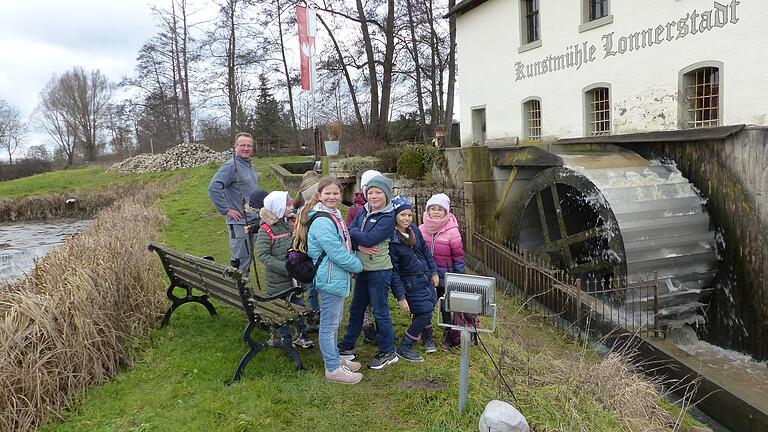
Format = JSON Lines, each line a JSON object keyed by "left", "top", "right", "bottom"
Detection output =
{"left": 438, "top": 273, "right": 497, "bottom": 414}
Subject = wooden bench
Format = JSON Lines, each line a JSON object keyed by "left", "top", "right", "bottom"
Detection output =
{"left": 148, "top": 242, "right": 311, "bottom": 383}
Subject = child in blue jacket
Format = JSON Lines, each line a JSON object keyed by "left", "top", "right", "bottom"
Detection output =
{"left": 339, "top": 175, "right": 399, "bottom": 370}
{"left": 293, "top": 177, "right": 363, "bottom": 384}
{"left": 389, "top": 196, "right": 439, "bottom": 362}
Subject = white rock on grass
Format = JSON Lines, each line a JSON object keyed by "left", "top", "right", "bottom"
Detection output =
{"left": 107, "top": 143, "right": 231, "bottom": 174}
{"left": 478, "top": 400, "right": 529, "bottom": 432}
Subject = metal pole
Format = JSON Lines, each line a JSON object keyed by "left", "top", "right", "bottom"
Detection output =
{"left": 458, "top": 329, "right": 471, "bottom": 413}
{"left": 653, "top": 271, "right": 659, "bottom": 337}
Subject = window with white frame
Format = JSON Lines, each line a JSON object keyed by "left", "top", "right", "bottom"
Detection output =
{"left": 585, "top": 86, "right": 611, "bottom": 136}
{"left": 682, "top": 66, "right": 720, "bottom": 128}
{"left": 521, "top": 0, "right": 540, "bottom": 44}
{"left": 579, "top": 0, "right": 612, "bottom": 32}
{"left": 587, "top": 0, "right": 609, "bottom": 21}
{"left": 523, "top": 98, "right": 542, "bottom": 141}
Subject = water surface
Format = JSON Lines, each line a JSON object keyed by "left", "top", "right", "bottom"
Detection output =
{"left": 0, "top": 219, "right": 91, "bottom": 285}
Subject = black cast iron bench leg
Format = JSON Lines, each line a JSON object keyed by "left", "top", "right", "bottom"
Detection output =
{"left": 160, "top": 283, "right": 217, "bottom": 327}
{"left": 226, "top": 321, "right": 305, "bottom": 385}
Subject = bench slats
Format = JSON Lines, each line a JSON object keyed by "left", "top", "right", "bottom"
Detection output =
{"left": 167, "top": 264, "right": 244, "bottom": 309}
{"left": 164, "top": 254, "right": 234, "bottom": 285}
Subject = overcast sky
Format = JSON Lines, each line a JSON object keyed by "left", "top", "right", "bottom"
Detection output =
{"left": 0, "top": 0, "right": 172, "bottom": 155}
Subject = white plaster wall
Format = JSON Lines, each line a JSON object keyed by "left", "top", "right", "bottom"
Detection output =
{"left": 456, "top": 0, "right": 768, "bottom": 146}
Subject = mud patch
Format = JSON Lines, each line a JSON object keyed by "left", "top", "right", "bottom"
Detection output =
{"left": 397, "top": 378, "right": 447, "bottom": 391}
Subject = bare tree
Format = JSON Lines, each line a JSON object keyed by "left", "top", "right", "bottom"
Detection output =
{"left": 0, "top": 99, "right": 26, "bottom": 164}
{"left": 170, "top": 0, "right": 195, "bottom": 143}
{"left": 25, "top": 145, "right": 51, "bottom": 161}
{"left": 53, "top": 67, "right": 112, "bottom": 161}
{"left": 126, "top": 34, "right": 185, "bottom": 147}
{"left": 406, "top": 0, "right": 429, "bottom": 144}
{"left": 105, "top": 102, "right": 136, "bottom": 158}
{"left": 442, "top": 0, "right": 457, "bottom": 145}
{"left": 35, "top": 77, "right": 79, "bottom": 168}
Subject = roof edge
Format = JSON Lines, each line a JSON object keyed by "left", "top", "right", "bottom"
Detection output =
{"left": 555, "top": 125, "right": 746, "bottom": 145}
{"left": 444, "top": 0, "right": 489, "bottom": 19}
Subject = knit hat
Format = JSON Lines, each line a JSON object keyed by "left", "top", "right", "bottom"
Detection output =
{"left": 391, "top": 195, "right": 413, "bottom": 215}
{"left": 263, "top": 191, "right": 289, "bottom": 219}
{"left": 360, "top": 169, "right": 383, "bottom": 192}
{"left": 248, "top": 189, "right": 269, "bottom": 209}
{"left": 365, "top": 175, "right": 392, "bottom": 202}
{"left": 426, "top": 193, "right": 450, "bottom": 213}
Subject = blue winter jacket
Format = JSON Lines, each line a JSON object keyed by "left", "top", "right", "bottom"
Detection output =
{"left": 349, "top": 202, "right": 396, "bottom": 271}
{"left": 389, "top": 225, "right": 439, "bottom": 315}
{"left": 307, "top": 207, "right": 363, "bottom": 297}
{"left": 207, "top": 156, "right": 259, "bottom": 225}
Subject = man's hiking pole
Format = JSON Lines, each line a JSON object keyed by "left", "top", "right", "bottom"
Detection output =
{"left": 232, "top": 150, "right": 262, "bottom": 291}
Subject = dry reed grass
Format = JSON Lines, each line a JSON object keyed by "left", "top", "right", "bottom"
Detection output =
{"left": 0, "top": 187, "right": 140, "bottom": 222}
{"left": 492, "top": 313, "right": 693, "bottom": 431}
{"left": 0, "top": 187, "right": 167, "bottom": 431}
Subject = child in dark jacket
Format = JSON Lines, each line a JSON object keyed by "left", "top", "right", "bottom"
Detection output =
{"left": 389, "top": 196, "right": 439, "bottom": 362}
{"left": 346, "top": 169, "right": 382, "bottom": 345}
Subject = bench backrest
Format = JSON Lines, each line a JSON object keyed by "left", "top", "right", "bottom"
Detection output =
{"left": 149, "top": 242, "right": 252, "bottom": 312}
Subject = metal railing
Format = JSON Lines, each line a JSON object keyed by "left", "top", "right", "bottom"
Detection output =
{"left": 407, "top": 192, "right": 660, "bottom": 339}
{"left": 466, "top": 229, "right": 661, "bottom": 341}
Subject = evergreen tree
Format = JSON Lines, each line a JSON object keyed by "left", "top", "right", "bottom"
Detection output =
{"left": 252, "top": 74, "right": 292, "bottom": 153}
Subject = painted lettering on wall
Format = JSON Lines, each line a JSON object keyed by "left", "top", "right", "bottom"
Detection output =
{"left": 514, "top": 0, "right": 740, "bottom": 82}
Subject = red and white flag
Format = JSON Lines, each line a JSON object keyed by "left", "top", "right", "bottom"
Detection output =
{"left": 296, "top": 5, "right": 317, "bottom": 91}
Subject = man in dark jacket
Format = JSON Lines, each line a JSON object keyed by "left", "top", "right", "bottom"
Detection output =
{"left": 207, "top": 132, "right": 259, "bottom": 276}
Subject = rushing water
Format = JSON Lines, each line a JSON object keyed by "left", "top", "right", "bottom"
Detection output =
{"left": 0, "top": 219, "right": 91, "bottom": 285}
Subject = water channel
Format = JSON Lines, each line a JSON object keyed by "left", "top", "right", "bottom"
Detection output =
{"left": 0, "top": 219, "right": 91, "bottom": 286}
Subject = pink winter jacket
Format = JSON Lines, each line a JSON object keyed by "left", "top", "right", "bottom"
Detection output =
{"left": 419, "top": 212, "right": 465, "bottom": 283}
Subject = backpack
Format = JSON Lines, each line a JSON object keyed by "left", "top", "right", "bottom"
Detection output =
{"left": 442, "top": 312, "right": 480, "bottom": 348}
{"left": 285, "top": 213, "right": 339, "bottom": 283}
{"left": 259, "top": 223, "right": 291, "bottom": 248}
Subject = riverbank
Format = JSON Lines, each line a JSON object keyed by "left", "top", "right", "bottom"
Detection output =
{"left": 2, "top": 158, "right": 704, "bottom": 431}
{"left": 0, "top": 166, "right": 180, "bottom": 222}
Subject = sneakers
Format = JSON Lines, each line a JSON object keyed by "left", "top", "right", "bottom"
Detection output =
{"left": 340, "top": 357, "right": 362, "bottom": 372}
{"left": 368, "top": 351, "right": 399, "bottom": 370}
{"left": 325, "top": 366, "right": 363, "bottom": 384}
{"left": 292, "top": 334, "right": 314, "bottom": 349}
{"left": 338, "top": 345, "right": 356, "bottom": 361}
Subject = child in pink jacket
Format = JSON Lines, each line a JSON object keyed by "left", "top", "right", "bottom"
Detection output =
{"left": 418, "top": 193, "right": 465, "bottom": 351}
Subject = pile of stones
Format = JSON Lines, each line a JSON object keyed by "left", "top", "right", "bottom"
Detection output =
{"left": 108, "top": 143, "right": 231, "bottom": 173}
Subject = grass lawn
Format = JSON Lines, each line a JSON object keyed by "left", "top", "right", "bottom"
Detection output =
{"left": 25, "top": 156, "right": 699, "bottom": 432}
{"left": 0, "top": 166, "right": 184, "bottom": 199}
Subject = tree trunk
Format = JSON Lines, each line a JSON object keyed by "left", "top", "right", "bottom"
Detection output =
{"left": 428, "top": 6, "right": 440, "bottom": 134}
{"left": 406, "top": 0, "right": 429, "bottom": 144}
{"left": 356, "top": 0, "right": 379, "bottom": 137}
{"left": 227, "top": 0, "right": 238, "bottom": 141}
{"left": 443, "top": 0, "right": 457, "bottom": 146}
{"left": 171, "top": 0, "right": 193, "bottom": 143}
{"left": 377, "top": 0, "right": 396, "bottom": 141}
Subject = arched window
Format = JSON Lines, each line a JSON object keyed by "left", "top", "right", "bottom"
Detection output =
{"left": 679, "top": 61, "right": 723, "bottom": 128}
{"left": 522, "top": 97, "right": 542, "bottom": 141}
{"left": 583, "top": 83, "right": 611, "bottom": 136}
